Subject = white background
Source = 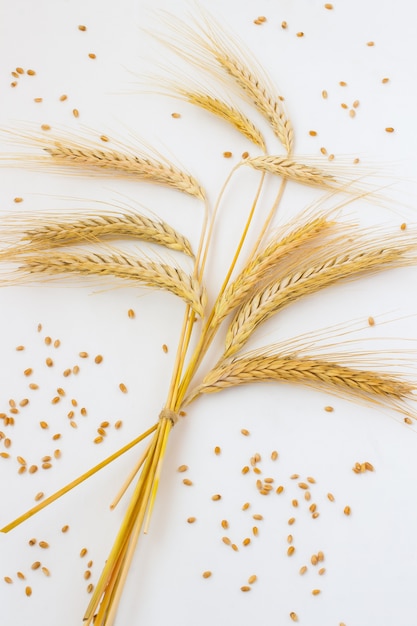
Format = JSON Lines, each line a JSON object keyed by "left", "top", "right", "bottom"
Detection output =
{"left": 1, "top": 1, "right": 417, "bottom": 625}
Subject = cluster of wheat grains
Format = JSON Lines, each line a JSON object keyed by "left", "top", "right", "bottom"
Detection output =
{"left": 1, "top": 8, "right": 416, "bottom": 626}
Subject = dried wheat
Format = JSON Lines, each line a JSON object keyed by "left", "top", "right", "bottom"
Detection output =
{"left": 224, "top": 231, "right": 417, "bottom": 356}
{"left": 0, "top": 211, "right": 194, "bottom": 257}
{"left": 11, "top": 251, "right": 206, "bottom": 316}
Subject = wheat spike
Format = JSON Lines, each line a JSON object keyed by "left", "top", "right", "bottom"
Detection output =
{"left": 12, "top": 251, "right": 206, "bottom": 317}
{"left": 212, "top": 214, "right": 336, "bottom": 327}
{"left": 186, "top": 352, "right": 415, "bottom": 415}
{"left": 0, "top": 211, "right": 194, "bottom": 257}
{"left": 245, "top": 155, "right": 360, "bottom": 191}
{"left": 225, "top": 231, "right": 417, "bottom": 357}
{"left": 4, "top": 131, "right": 205, "bottom": 200}
{"left": 157, "top": 11, "right": 293, "bottom": 153}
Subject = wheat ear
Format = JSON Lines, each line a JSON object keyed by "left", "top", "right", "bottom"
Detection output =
{"left": 11, "top": 251, "right": 206, "bottom": 317}
{"left": 185, "top": 352, "right": 416, "bottom": 415}
{"left": 4, "top": 131, "right": 205, "bottom": 200}
{"left": 225, "top": 231, "right": 417, "bottom": 357}
{"left": 157, "top": 11, "right": 293, "bottom": 153}
{"left": 165, "top": 86, "right": 266, "bottom": 150}
{"left": 0, "top": 211, "right": 194, "bottom": 257}
{"left": 211, "top": 214, "right": 337, "bottom": 327}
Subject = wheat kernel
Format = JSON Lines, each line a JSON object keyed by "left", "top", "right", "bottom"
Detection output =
{"left": 312, "top": 512, "right": 320, "bottom": 519}
{"left": 382, "top": 77, "right": 389, "bottom": 83}
{"left": 367, "top": 41, "right": 375, "bottom": 46}
{"left": 298, "top": 482, "right": 309, "bottom": 490}
{"left": 87, "top": 583, "right": 94, "bottom": 593}
{"left": 309, "top": 503, "right": 317, "bottom": 513}
{"left": 222, "top": 536, "right": 231, "bottom": 546}
{"left": 281, "top": 21, "right": 287, "bottom": 29}
{"left": 341, "top": 103, "right": 348, "bottom": 109}
{"left": 241, "top": 465, "right": 250, "bottom": 474}
{"left": 385, "top": 127, "right": 394, "bottom": 133}
{"left": 309, "top": 130, "right": 317, "bottom": 136}
{"left": 41, "top": 567, "right": 50, "bottom": 576}
{"left": 88, "top": 53, "right": 96, "bottom": 59}
{"left": 17, "top": 572, "right": 25, "bottom": 580}
{"left": 24, "top": 368, "right": 33, "bottom": 376}
{"left": 59, "top": 94, "right": 68, "bottom": 101}
{"left": 45, "top": 337, "right": 52, "bottom": 347}
{"left": 223, "top": 151, "right": 232, "bottom": 158}
{"left": 242, "top": 502, "right": 250, "bottom": 511}
{"left": 299, "top": 566, "right": 307, "bottom": 575}
{"left": 349, "top": 109, "right": 356, "bottom": 118}
{"left": 231, "top": 544, "right": 239, "bottom": 552}
{"left": 119, "top": 383, "right": 127, "bottom": 393}
{"left": 177, "top": 464, "right": 188, "bottom": 472}
{"left": 202, "top": 571, "right": 212, "bottom": 578}
{"left": 344, "top": 505, "right": 351, "bottom": 516}
{"left": 187, "top": 517, "right": 196, "bottom": 523}
{"left": 183, "top": 478, "right": 193, "bottom": 486}
{"left": 311, "top": 554, "right": 318, "bottom": 565}
{"left": 51, "top": 396, "right": 60, "bottom": 405}
{"left": 25, "top": 586, "right": 32, "bottom": 596}
{"left": 317, "top": 551, "right": 324, "bottom": 561}
{"left": 214, "top": 446, "right": 221, "bottom": 455}
{"left": 290, "top": 474, "right": 299, "bottom": 479}
{"left": 84, "top": 570, "right": 91, "bottom": 579}
{"left": 31, "top": 561, "right": 41, "bottom": 570}
{"left": 29, "top": 383, "right": 39, "bottom": 390}
{"left": 97, "top": 428, "right": 106, "bottom": 436}
{"left": 324, "top": 405, "right": 334, "bottom": 412}
{"left": 63, "top": 368, "right": 71, "bottom": 377}
{"left": 296, "top": 32, "right": 304, "bottom": 37}
{"left": 4, "top": 577, "right": 13, "bottom": 584}
{"left": 87, "top": 560, "right": 93, "bottom": 568}
{"left": 327, "top": 492, "right": 335, "bottom": 502}
{"left": 78, "top": 24, "right": 87, "bottom": 31}
{"left": 29, "top": 465, "right": 38, "bottom": 474}
{"left": 270, "top": 450, "right": 278, "bottom": 460}
{"left": 61, "top": 525, "right": 69, "bottom": 533}
{"left": 290, "top": 612, "right": 298, "bottom": 622}
{"left": 28, "top": 538, "right": 37, "bottom": 546}
{"left": 73, "top": 108, "right": 79, "bottom": 118}
{"left": 292, "top": 499, "right": 298, "bottom": 507}
{"left": 243, "top": 538, "right": 251, "bottom": 546}
{"left": 42, "top": 462, "right": 52, "bottom": 469}
{"left": 252, "top": 514, "right": 263, "bottom": 520}
{"left": 287, "top": 534, "right": 293, "bottom": 544}
{"left": 276, "top": 485, "right": 284, "bottom": 494}
{"left": 27, "top": 69, "right": 36, "bottom": 76}
{"left": 94, "top": 354, "right": 103, "bottom": 364}
{"left": 80, "top": 408, "right": 87, "bottom": 416}
{"left": 39, "top": 541, "right": 49, "bottom": 548}
{"left": 318, "top": 567, "right": 326, "bottom": 575}
{"left": 0, "top": 452, "right": 9, "bottom": 459}
{"left": 365, "top": 461, "right": 374, "bottom": 471}
{"left": 320, "top": 146, "right": 327, "bottom": 155}
{"left": 288, "top": 517, "right": 295, "bottom": 525}
{"left": 241, "top": 151, "right": 249, "bottom": 159}
{"left": 287, "top": 546, "right": 295, "bottom": 556}
{"left": 93, "top": 436, "right": 103, "bottom": 444}
{"left": 115, "top": 420, "right": 123, "bottom": 429}
{"left": 247, "top": 574, "right": 257, "bottom": 585}
{"left": 80, "top": 548, "right": 87, "bottom": 557}
{"left": 328, "top": 153, "right": 335, "bottom": 160}
{"left": 171, "top": 112, "right": 181, "bottom": 118}
{"left": 252, "top": 526, "right": 259, "bottom": 536}
{"left": 324, "top": 3, "right": 333, "bottom": 8}
{"left": 52, "top": 433, "right": 61, "bottom": 440}
{"left": 221, "top": 520, "right": 229, "bottom": 529}
{"left": 240, "top": 428, "right": 250, "bottom": 436}
{"left": 162, "top": 344, "right": 168, "bottom": 353}
{"left": 253, "top": 467, "right": 262, "bottom": 475}
{"left": 17, "top": 456, "right": 27, "bottom": 465}
{"left": 39, "top": 421, "right": 48, "bottom": 429}
{"left": 70, "top": 421, "right": 78, "bottom": 429}
{"left": 45, "top": 358, "right": 53, "bottom": 367}
{"left": 127, "top": 308, "right": 135, "bottom": 318}
{"left": 18, "top": 466, "right": 27, "bottom": 474}
{"left": 322, "top": 89, "right": 328, "bottom": 99}
{"left": 54, "top": 449, "right": 61, "bottom": 459}
{"left": 211, "top": 494, "right": 221, "bottom": 501}
{"left": 400, "top": 223, "right": 407, "bottom": 230}
{"left": 312, "top": 589, "right": 321, "bottom": 595}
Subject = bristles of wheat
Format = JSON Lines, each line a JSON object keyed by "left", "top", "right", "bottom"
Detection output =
{"left": 212, "top": 214, "right": 337, "bottom": 326}
{"left": 156, "top": 11, "right": 293, "bottom": 153}
{"left": 185, "top": 353, "right": 416, "bottom": 415}
{"left": 225, "top": 231, "right": 417, "bottom": 356}
{"left": 11, "top": 251, "right": 206, "bottom": 316}
{"left": 0, "top": 211, "right": 194, "bottom": 257}
{"left": 4, "top": 131, "right": 205, "bottom": 199}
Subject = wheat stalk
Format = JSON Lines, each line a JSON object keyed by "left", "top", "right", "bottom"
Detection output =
{"left": 185, "top": 352, "right": 416, "bottom": 414}
{"left": 12, "top": 250, "right": 206, "bottom": 317}
{"left": 0, "top": 211, "right": 194, "bottom": 257}
{"left": 224, "top": 232, "right": 417, "bottom": 357}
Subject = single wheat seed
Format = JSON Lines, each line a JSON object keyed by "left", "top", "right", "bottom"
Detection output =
{"left": 212, "top": 494, "right": 221, "bottom": 501}
{"left": 119, "top": 383, "right": 127, "bottom": 393}
{"left": 25, "top": 586, "right": 32, "bottom": 596}
{"left": 312, "top": 589, "right": 321, "bottom": 595}
{"left": 299, "top": 566, "right": 307, "bottom": 575}
{"left": 344, "top": 505, "right": 351, "bottom": 516}
{"left": 290, "top": 613, "right": 298, "bottom": 622}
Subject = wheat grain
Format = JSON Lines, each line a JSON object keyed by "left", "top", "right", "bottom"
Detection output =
{"left": 224, "top": 231, "right": 417, "bottom": 356}
{"left": 10, "top": 250, "right": 206, "bottom": 317}
{"left": 0, "top": 211, "right": 194, "bottom": 257}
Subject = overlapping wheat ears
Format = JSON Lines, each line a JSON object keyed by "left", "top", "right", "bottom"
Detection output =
{"left": 1, "top": 9, "right": 416, "bottom": 626}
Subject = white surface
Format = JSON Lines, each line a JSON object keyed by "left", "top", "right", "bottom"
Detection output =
{"left": 0, "top": 1, "right": 417, "bottom": 625}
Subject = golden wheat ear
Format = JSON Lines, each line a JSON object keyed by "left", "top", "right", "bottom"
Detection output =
{"left": 0, "top": 209, "right": 194, "bottom": 258}
{"left": 153, "top": 10, "right": 293, "bottom": 153}
{"left": 4, "top": 249, "right": 206, "bottom": 317}
{"left": 1, "top": 129, "right": 205, "bottom": 200}
{"left": 224, "top": 227, "right": 417, "bottom": 357}
{"left": 185, "top": 349, "right": 416, "bottom": 419}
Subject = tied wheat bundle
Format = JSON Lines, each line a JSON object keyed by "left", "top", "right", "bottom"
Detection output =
{"left": 1, "top": 8, "right": 416, "bottom": 626}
